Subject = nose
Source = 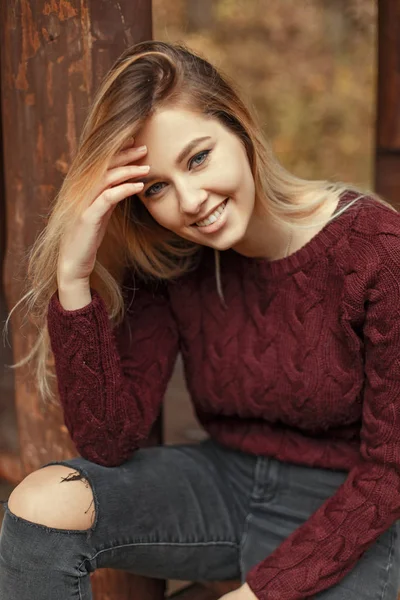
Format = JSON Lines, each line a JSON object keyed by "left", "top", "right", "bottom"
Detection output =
{"left": 178, "top": 184, "right": 208, "bottom": 219}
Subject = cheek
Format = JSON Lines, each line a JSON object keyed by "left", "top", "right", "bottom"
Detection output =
{"left": 214, "top": 162, "right": 241, "bottom": 190}
{"left": 144, "top": 201, "right": 180, "bottom": 230}
{"left": 239, "top": 161, "right": 255, "bottom": 203}
{"left": 215, "top": 157, "right": 253, "bottom": 198}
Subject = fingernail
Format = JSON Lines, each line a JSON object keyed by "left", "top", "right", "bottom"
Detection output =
{"left": 137, "top": 145, "right": 147, "bottom": 152}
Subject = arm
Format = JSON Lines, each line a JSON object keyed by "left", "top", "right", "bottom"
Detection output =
{"left": 47, "top": 275, "right": 179, "bottom": 466}
{"left": 245, "top": 262, "right": 400, "bottom": 599}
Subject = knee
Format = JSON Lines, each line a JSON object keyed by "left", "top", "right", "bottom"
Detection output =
{"left": 7, "top": 465, "right": 96, "bottom": 531}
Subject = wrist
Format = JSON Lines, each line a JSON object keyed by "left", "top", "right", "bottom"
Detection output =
{"left": 56, "top": 278, "right": 92, "bottom": 311}
{"left": 57, "top": 276, "right": 90, "bottom": 291}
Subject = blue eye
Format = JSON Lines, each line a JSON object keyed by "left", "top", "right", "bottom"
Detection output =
{"left": 144, "top": 149, "right": 212, "bottom": 198}
{"left": 189, "top": 149, "right": 211, "bottom": 169}
{"left": 144, "top": 182, "right": 166, "bottom": 197}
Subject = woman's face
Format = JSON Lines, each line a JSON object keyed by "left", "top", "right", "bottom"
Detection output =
{"left": 134, "top": 107, "right": 256, "bottom": 251}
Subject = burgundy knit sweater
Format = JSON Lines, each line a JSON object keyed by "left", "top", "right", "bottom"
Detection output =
{"left": 47, "top": 191, "right": 400, "bottom": 599}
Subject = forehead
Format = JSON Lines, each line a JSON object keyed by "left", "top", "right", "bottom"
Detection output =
{"left": 135, "top": 108, "right": 224, "bottom": 151}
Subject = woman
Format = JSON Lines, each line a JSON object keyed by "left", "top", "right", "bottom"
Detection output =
{"left": 1, "top": 40, "right": 400, "bottom": 600}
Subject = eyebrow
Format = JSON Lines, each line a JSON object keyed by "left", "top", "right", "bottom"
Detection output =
{"left": 140, "top": 136, "right": 212, "bottom": 185}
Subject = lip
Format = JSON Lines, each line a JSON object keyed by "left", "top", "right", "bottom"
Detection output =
{"left": 191, "top": 199, "right": 228, "bottom": 226}
{"left": 191, "top": 198, "right": 229, "bottom": 235}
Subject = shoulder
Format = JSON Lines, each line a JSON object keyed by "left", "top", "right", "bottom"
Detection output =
{"left": 339, "top": 192, "right": 400, "bottom": 266}
{"left": 350, "top": 193, "right": 400, "bottom": 239}
{"left": 331, "top": 192, "right": 400, "bottom": 294}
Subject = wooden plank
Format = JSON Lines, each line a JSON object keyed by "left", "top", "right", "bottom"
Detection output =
{"left": 0, "top": 453, "right": 23, "bottom": 484}
{"left": 375, "top": 0, "right": 400, "bottom": 203}
{"left": 375, "top": 153, "right": 400, "bottom": 208}
{"left": 91, "top": 569, "right": 165, "bottom": 600}
{"left": 0, "top": 35, "right": 20, "bottom": 484}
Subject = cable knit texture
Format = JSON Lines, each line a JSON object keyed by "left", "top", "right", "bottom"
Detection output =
{"left": 47, "top": 191, "right": 400, "bottom": 599}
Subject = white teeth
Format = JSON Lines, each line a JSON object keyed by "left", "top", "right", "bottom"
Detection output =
{"left": 195, "top": 200, "right": 227, "bottom": 227}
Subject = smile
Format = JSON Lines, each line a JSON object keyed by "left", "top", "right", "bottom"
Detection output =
{"left": 194, "top": 199, "right": 228, "bottom": 227}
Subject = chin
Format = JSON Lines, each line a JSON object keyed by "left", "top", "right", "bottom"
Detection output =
{"left": 181, "top": 218, "right": 248, "bottom": 252}
{"left": 211, "top": 239, "right": 237, "bottom": 251}
{"left": 222, "top": 223, "right": 249, "bottom": 250}
{"left": 207, "top": 230, "right": 247, "bottom": 252}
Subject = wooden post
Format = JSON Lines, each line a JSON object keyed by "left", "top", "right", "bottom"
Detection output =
{"left": 0, "top": 1, "right": 164, "bottom": 598}
{"left": 375, "top": 0, "right": 400, "bottom": 205}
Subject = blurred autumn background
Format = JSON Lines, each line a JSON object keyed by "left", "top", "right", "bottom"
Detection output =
{"left": 154, "top": 0, "right": 376, "bottom": 188}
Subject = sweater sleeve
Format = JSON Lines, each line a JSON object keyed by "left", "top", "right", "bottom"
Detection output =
{"left": 246, "top": 258, "right": 400, "bottom": 598}
{"left": 47, "top": 278, "right": 179, "bottom": 466}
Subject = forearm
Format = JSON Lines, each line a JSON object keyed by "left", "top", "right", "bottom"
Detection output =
{"left": 47, "top": 284, "right": 179, "bottom": 466}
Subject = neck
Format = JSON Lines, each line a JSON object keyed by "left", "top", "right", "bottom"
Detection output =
{"left": 232, "top": 192, "right": 339, "bottom": 260}
{"left": 232, "top": 205, "right": 291, "bottom": 260}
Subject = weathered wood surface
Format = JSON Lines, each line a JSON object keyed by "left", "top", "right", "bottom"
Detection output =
{"left": 0, "top": 1, "right": 162, "bottom": 598}
{"left": 91, "top": 569, "right": 165, "bottom": 600}
{"left": 375, "top": 0, "right": 400, "bottom": 205}
{"left": 0, "top": 49, "right": 21, "bottom": 483}
{"left": 1, "top": 0, "right": 153, "bottom": 473}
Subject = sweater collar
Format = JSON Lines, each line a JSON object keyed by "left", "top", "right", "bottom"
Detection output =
{"left": 238, "top": 189, "right": 363, "bottom": 278}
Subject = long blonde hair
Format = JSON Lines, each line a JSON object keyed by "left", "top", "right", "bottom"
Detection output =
{"left": 3, "top": 40, "right": 390, "bottom": 403}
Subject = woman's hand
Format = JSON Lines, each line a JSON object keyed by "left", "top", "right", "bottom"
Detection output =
{"left": 219, "top": 583, "right": 258, "bottom": 600}
{"left": 57, "top": 140, "right": 149, "bottom": 286}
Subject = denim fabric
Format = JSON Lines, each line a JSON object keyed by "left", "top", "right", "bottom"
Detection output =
{"left": 0, "top": 439, "right": 399, "bottom": 599}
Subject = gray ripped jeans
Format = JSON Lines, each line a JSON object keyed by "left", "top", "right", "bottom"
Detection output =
{"left": 0, "top": 439, "right": 399, "bottom": 599}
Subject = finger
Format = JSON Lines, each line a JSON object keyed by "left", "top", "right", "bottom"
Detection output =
{"left": 119, "top": 136, "right": 135, "bottom": 151}
{"left": 109, "top": 145, "right": 147, "bottom": 169}
{"left": 87, "top": 182, "right": 144, "bottom": 221}
{"left": 104, "top": 165, "right": 149, "bottom": 188}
